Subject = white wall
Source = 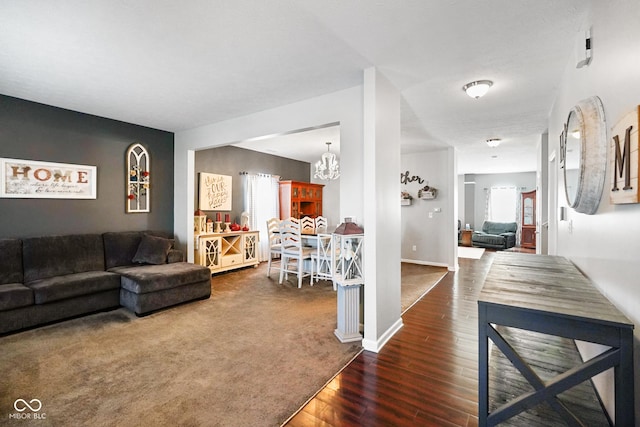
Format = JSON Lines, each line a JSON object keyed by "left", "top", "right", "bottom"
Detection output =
{"left": 549, "top": 0, "right": 640, "bottom": 420}
{"left": 401, "top": 149, "right": 453, "bottom": 268}
{"left": 458, "top": 174, "right": 466, "bottom": 231}
{"left": 537, "top": 132, "right": 549, "bottom": 254}
{"left": 311, "top": 174, "right": 340, "bottom": 228}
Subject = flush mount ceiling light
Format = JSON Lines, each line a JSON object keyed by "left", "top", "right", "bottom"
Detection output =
{"left": 463, "top": 80, "right": 493, "bottom": 99}
{"left": 314, "top": 142, "right": 340, "bottom": 180}
{"left": 486, "top": 138, "right": 501, "bottom": 148}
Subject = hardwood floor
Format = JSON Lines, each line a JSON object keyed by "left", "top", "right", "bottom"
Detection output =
{"left": 285, "top": 251, "right": 607, "bottom": 427}
{"left": 286, "top": 255, "right": 489, "bottom": 426}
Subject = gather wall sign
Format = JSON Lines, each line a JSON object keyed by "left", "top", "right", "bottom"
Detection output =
{"left": 400, "top": 170, "right": 424, "bottom": 185}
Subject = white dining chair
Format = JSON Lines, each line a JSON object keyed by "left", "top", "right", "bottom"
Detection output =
{"left": 279, "top": 217, "right": 314, "bottom": 288}
{"left": 311, "top": 233, "right": 337, "bottom": 290}
{"left": 300, "top": 216, "right": 315, "bottom": 234}
{"left": 314, "top": 215, "right": 328, "bottom": 233}
{"left": 266, "top": 217, "right": 281, "bottom": 278}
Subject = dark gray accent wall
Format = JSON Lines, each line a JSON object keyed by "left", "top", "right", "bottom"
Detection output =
{"left": 0, "top": 95, "right": 174, "bottom": 238}
{"left": 195, "top": 146, "right": 309, "bottom": 223}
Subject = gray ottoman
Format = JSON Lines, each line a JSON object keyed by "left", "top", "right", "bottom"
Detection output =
{"left": 116, "top": 262, "right": 211, "bottom": 316}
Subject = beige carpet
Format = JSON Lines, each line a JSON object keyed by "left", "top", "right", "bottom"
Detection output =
{"left": 0, "top": 262, "right": 446, "bottom": 427}
{"left": 401, "top": 263, "right": 448, "bottom": 312}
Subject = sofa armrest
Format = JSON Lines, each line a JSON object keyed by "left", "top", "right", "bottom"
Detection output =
{"left": 500, "top": 232, "right": 516, "bottom": 248}
{"left": 167, "top": 249, "right": 184, "bottom": 263}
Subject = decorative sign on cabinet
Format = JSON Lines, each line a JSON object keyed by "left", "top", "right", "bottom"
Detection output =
{"left": 195, "top": 231, "right": 259, "bottom": 274}
{"left": 279, "top": 180, "right": 324, "bottom": 219}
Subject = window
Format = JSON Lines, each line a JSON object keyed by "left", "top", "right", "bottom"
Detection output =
{"left": 488, "top": 187, "right": 517, "bottom": 222}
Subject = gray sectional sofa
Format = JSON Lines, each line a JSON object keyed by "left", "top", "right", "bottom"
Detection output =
{"left": 0, "top": 231, "right": 211, "bottom": 335}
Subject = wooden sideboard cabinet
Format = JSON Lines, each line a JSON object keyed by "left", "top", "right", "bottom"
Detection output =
{"left": 279, "top": 180, "right": 324, "bottom": 219}
{"left": 195, "top": 231, "right": 259, "bottom": 274}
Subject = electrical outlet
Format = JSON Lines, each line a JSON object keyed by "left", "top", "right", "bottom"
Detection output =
{"left": 428, "top": 212, "right": 433, "bottom": 218}
{"left": 412, "top": 245, "right": 417, "bottom": 251}
{"left": 568, "top": 219, "right": 573, "bottom": 234}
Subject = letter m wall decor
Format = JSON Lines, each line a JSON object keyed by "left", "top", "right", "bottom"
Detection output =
{"left": 0, "top": 158, "right": 97, "bottom": 199}
{"left": 610, "top": 106, "right": 640, "bottom": 204}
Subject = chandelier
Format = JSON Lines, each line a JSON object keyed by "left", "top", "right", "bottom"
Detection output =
{"left": 314, "top": 142, "right": 340, "bottom": 180}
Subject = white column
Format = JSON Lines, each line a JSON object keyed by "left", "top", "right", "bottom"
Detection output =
{"left": 362, "top": 67, "right": 403, "bottom": 352}
{"left": 334, "top": 284, "right": 362, "bottom": 343}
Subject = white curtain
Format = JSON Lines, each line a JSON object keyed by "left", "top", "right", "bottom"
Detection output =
{"left": 243, "top": 174, "right": 280, "bottom": 261}
{"left": 484, "top": 188, "right": 491, "bottom": 222}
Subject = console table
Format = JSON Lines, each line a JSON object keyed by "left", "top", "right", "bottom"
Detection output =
{"left": 478, "top": 252, "right": 634, "bottom": 426}
{"left": 194, "top": 231, "right": 259, "bottom": 274}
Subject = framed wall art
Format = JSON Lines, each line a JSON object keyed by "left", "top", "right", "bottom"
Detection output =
{"left": 1, "top": 157, "right": 97, "bottom": 199}
{"left": 199, "top": 173, "right": 232, "bottom": 211}
{"left": 126, "top": 143, "right": 150, "bottom": 213}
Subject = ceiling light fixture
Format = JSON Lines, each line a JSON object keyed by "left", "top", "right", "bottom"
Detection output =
{"left": 486, "top": 138, "right": 501, "bottom": 148}
{"left": 463, "top": 80, "right": 493, "bottom": 99}
{"left": 314, "top": 142, "right": 340, "bottom": 180}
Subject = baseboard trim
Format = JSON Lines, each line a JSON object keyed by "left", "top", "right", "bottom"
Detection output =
{"left": 362, "top": 317, "right": 404, "bottom": 353}
{"left": 401, "top": 258, "right": 448, "bottom": 268}
{"left": 402, "top": 258, "right": 457, "bottom": 271}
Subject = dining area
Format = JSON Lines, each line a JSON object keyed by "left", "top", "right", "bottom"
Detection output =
{"left": 267, "top": 215, "right": 364, "bottom": 288}
{"left": 266, "top": 215, "right": 337, "bottom": 289}
{"left": 266, "top": 215, "right": 365, "bottom": 343}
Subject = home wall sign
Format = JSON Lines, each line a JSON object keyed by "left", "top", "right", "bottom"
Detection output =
{"left": 0, "top": 157, "right": 97, "bottom": 199}
{"left": 609, "top": 105, "right": 639, "bottom": 204}
{"left": 199, "top": 173, "right": 232, "bottom": 211}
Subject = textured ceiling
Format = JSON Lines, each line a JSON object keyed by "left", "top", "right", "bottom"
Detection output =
{"left": 0, "top": 1, "right": 589, "bottom": 174}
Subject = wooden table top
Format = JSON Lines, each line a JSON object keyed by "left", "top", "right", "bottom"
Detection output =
{"left": 479, "top": 252, "right": 633, "bottom": 329}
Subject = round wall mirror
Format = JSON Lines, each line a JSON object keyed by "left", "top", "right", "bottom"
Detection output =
{"left": 564, "top": 110, "right": 582, "bottom": 206}
{"left": 562, "top": 96, "right": 607, "bottom": 215}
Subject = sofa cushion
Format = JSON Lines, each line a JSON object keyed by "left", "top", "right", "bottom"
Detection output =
{"left": 114, "top": 262, "right": 211, "bottom": 294}
{"left": 103, "top": 231, "right": 144, "bottom": 270}
{"left": 472, "top": 233, "right": 506, "bottom": 246}
{"left": 27, "top": 271, "right": 121, "bottom": 304}
{"left": 0, "top": 283, "right": 34, "bottom": 311}
{"left": 132, "top": 235, "right": 173, "bottom": 265}
{"left": 103, "top": 231, "right": 174, "bottom": 269}
{"left": 0, "top": 239, "right": 23, "bottom": 285}
{"left": 167, "top": 249, "right": 184, "bottom": 263}
{"left": 482, "top": 221, "right": 517, "bottom": 234}
{"left": 23, "top": 234, "right": 105, "bottom": 283}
